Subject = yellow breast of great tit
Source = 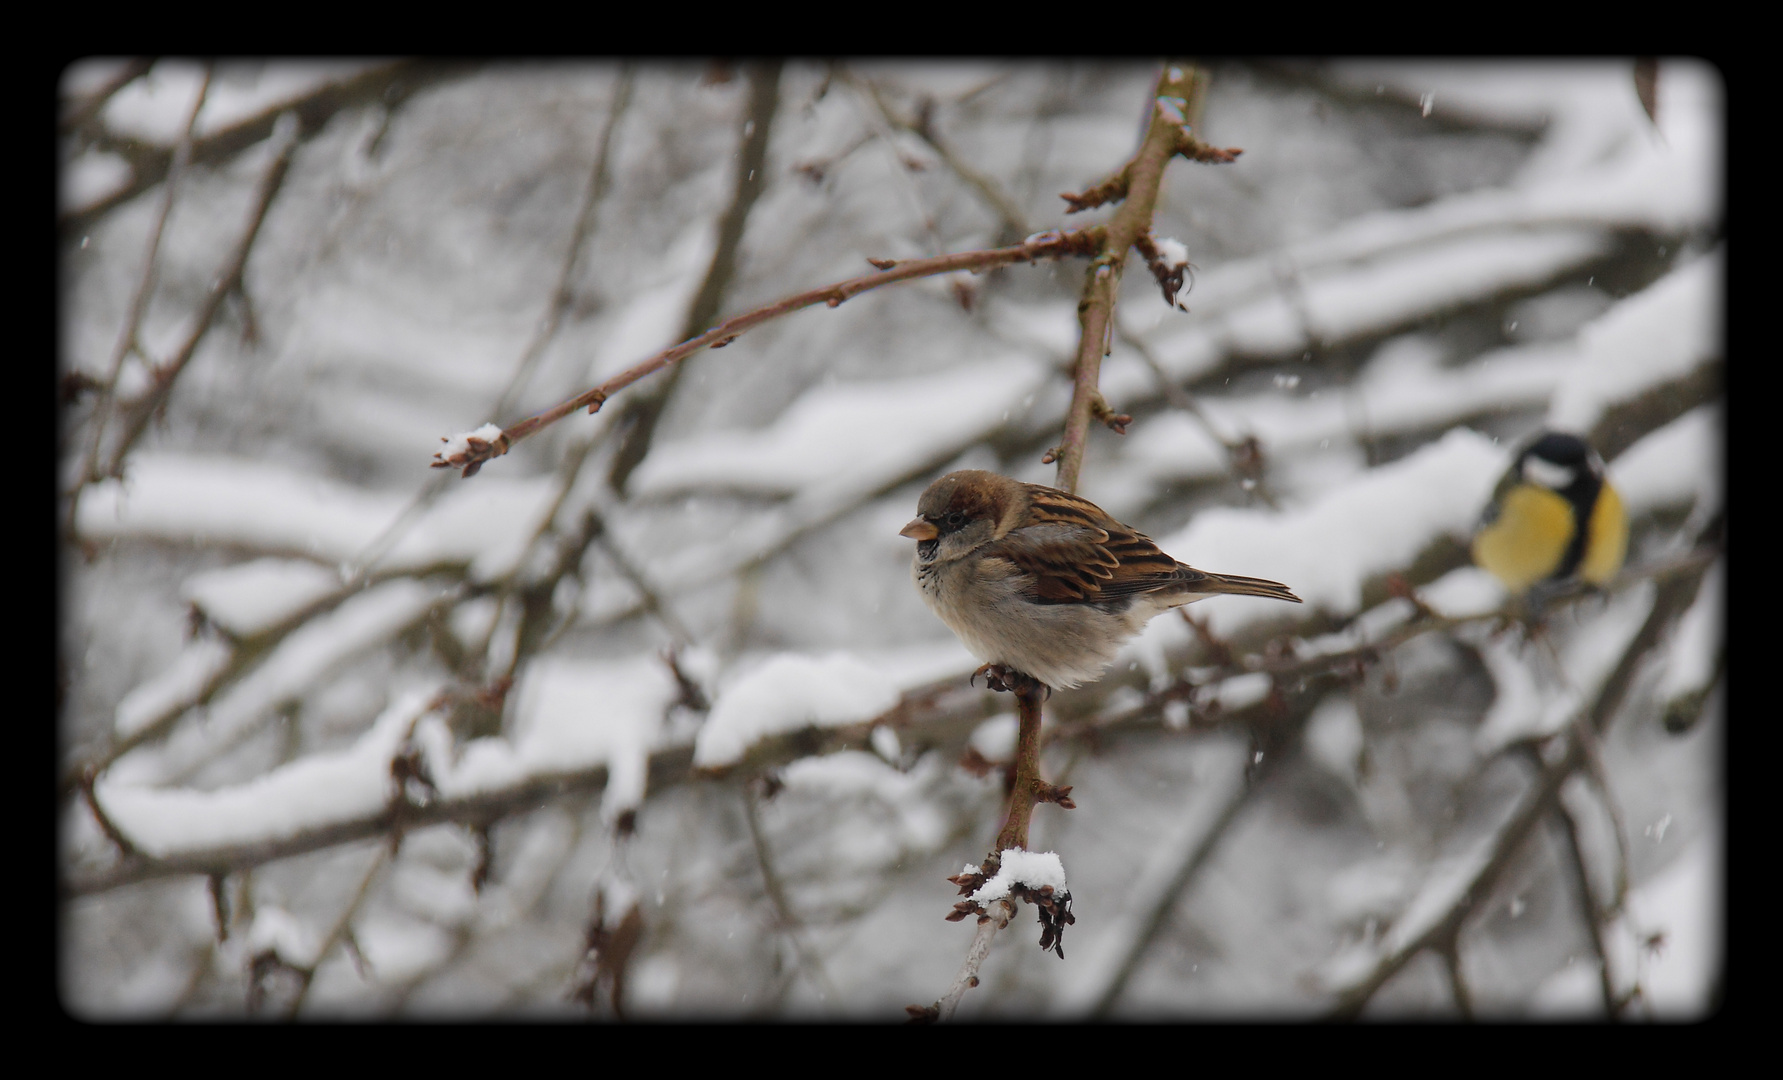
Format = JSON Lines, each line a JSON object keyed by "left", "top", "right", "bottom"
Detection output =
{"left": 1472, "top": 439, "right": 1628, "bottom": 595}
{"left": 1578, "top": 479, "right": 1627, "bottom": 586}
{"left": 1473, "top": 483, "right": 1578, "bottom": 594}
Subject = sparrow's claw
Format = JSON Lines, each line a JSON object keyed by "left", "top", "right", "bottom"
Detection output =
{"left": 974, "top": 664, "right": 1044, "bottom": 696}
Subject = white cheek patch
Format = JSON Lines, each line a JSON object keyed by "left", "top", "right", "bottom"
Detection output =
{"left": 1523, "top": 457, "right": 1577, "bottom": 490}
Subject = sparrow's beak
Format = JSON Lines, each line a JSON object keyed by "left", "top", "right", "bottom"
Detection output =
{"left": 899, "top": 517, "right": 939, "bottom": 541}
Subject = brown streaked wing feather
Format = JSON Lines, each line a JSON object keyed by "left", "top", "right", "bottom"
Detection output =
{"left": 987, "top": 522, "right": 1116, "bottom": 601}
{"left": 994, "top": 485, "right": 1188, "bottom": 603}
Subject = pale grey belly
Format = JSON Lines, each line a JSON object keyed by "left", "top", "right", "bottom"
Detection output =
{"left": 914, "top": 556, "right": 1152, "bottom": 689}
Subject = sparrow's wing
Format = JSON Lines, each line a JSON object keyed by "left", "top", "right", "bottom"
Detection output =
{"left": 991, "top": 485, "right": 1301, "bottom": 605}
{"left": 988, "top": 486, "right": 1183, "bottom": 604}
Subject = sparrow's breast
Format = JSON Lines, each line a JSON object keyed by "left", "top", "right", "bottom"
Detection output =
{"left": 912, "top": 551, "right": 1142, "bottom": 689}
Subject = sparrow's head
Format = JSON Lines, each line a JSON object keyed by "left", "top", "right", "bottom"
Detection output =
{"left": 899, "top": 470, "right": 1027, "bottom": 562}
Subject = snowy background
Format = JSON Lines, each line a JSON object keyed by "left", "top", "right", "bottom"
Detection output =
{"left": 59, "top": 59, "right": 1722, "bottom": 1019}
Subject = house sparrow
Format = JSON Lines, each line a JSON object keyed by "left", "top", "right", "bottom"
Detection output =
{"left": 900, "top": 470, "right": 1301, "bottom": 690}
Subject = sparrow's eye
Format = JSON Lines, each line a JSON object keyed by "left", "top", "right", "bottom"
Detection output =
{"left": 945, "top": 512, "right": 966, "bottom": 529}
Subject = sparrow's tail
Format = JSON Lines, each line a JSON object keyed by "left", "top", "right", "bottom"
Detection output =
{"left": 1188, "top": 570, "right": 1302, "bottom": 604}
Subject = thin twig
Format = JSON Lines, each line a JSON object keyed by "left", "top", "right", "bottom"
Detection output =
{"left": 60, "top": 60, "right": 470, "bottom": 235}
{"left": 838, "top": 70, "right": 946, "bottom": 260}
{"left": 284, "top": 843, "right": 391, "bottom": 1017}
{"left": 847, "top": 69, "right": 1031, "bottom": 238}
{"left": 99, "top": 111, "right": 301, "bottom": 481}
{"left": 435, "top": 227, "right": 1106, "bottom": 477}
{"left": 607, "top": 61, "right": 781, "bottom": 494}
{"left": 936, "top": 899, "right": 1013, "bottom": 1020}
{"left": 493, "top": 66, "right": 635, "bottom": 422}
{"left": 1085, "top": 742, "right": 1254, "bottom": 1016}
{"left": 75, "top": 65, "right": 211, "bottom": 501}
{"left": 60, "top": 57, "right": 156, "bottom": 134}
{"left": 586, "top": 509, "right": 694, "bottom": 647}
{"left": 1118, "top": 326, "right": 1279, "bottom": 507}
{"left": 1570, "top": 712, "right": 1634, "bottom": 914}
{"left": 1554, "top": 794, "right": 1620, "bottom": 1018}
{"left": 1323, "top": 547, "right": 1713, "bottom": 1018}
{"left": 740, "top": 786, "right": 837, "bottom": 1006}
{"left": 1435, "top": 926, "right": 1474, "bottom": 1018}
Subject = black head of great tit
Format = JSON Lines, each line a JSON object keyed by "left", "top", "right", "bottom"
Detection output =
{"left": 1472, "top": 431, "right": 1628, "bottom": 596}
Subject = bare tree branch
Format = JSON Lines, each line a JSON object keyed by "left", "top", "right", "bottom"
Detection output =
{"left": 846, "top": 68, "right": 1032, "bottom": 240}
{"left": 1323, "top": 538, "right": 1714, "bottom": 1018}
{"left": 1053, "top": 62, "right": 1229, "bottom": 494}
{"left": 432, "top": 226, "right": 1107, "bottom": 477}
{"left": 608, "top": 61, "right": 783, "bottom": 494}
{"left": 493, "top": 66, "right": 636, "bottom": 422}
{"left": 59, "top": 60, "right": 474, "bottom": 235}
{"left": 1555, "top": 795, "right": 1620, "bottom": 1018}
{"left": 97, "top": 113, "right": 301, "bottom": 482}
{"left": 73, "top": 65, "right": 211, "bottom": 508}
{"left": 933, "top": 899, "right": 1013, "bottom": 1021}
{"left": 60, "top": 58, "right": 155, "bottom": 134}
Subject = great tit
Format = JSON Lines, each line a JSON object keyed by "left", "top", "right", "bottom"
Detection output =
{"left": 1473, "top": 431, "right": 1627, "bottom": 596}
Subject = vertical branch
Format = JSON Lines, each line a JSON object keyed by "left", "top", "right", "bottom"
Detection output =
{"left": 1087, "top": 751, "right": 1254, "bottom": 1016}
{"left": 933, "top": 899, "right": 1013, "bottom": 1021}
{"left": 75, "top": 64, "right": 211, "bottom": 495}
{"left": 1434, "top": 926, "right": 1474, "bottom": 1019}
{"left": 1554, "top": 799, "right": 1620, "bottom": 1018}
{"left": 1052, "top": 62, "right": 1206, "bottom": 494}
{"left": 846, "top": 68, "right": 1032, "bottom": 239}
{"left": 994, "top": 687, "right": 1048, "bottom": 853}
{"left": 100, "top": 113, "right": 301, "bottom": 481}
{"left": 607, "top": 60, "right": 783, "bottom": 493}
{"left": 933, "top": 63, "right": 1217, "bottom": 1021}
{"left": 740, "top": 785, "right": 835, "bottom": 1006}
{"left": 60, "top": 57, "right": 156, "bottom": 134}
{"left": 1014, "top": 61, "right": 1216, "bottom": 861}
{"left": 493, "top": 66, "right": 636, "bottom": 421}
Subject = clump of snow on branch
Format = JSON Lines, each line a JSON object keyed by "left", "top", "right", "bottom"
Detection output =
{"left": 96, "top": 688, "right": 441, "bottom": 857}
{"left": 693, "top": 653, "right": 904, "bottom": 768}
{"left": 434, "top": 656, "right": 680, "bottom": 823}
{"left": 1150, "top": 427, "right": 1502, "bottom": 629}
{"left": 1549, "top": 249, "right": 1721, "bottom": 432}
{"left": 1417, "top": 566, "right": 1507, "bottom": 620}
{"left": 1152, "top": 236, "right": 1190, "bottom": 271}
{"left": 967, "top": 848, "right": 1068, "bottom": 906}
{"left": 181, "top": 558, "right": 342, "bottom": 639}
{"left": 106, "top": 579, "right": 446, "bottom": 789}
{"left": 77, "top": 453, "right": 559, "bottom": 581}
{"left": 431, "top": 422, "right": 508, "bottom": 477}
{"left": 113, "top": 639, "right": 233, "bottom": 739}
{"left": 245, "top": 904, "right": 320, "bottom": 968}
{"left": 1657, "top": 560, "right": 1721, "bottom": 704}
{"left": 1604, "top": 406, "right": 1721, "bottom": 517}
